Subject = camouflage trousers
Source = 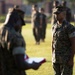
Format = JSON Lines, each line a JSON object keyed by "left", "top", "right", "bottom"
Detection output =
{"left": 53, "top": 63, "right": 73, "bottom": 75}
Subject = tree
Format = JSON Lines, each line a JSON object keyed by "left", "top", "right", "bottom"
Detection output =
{"left": 69, "top": 0, "right": 75, "bottom": 9}
{"left": 23, "top": 0, "right": 43, "bottom": 4}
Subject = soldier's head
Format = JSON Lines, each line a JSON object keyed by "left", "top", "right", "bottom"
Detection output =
{"left": 54, "top": 6, "right": 66, "bottom": 21}
{"left": 14, "top": 5, "right": 19, "bottom": 9}
{"left": 32, "top": 4, "right": 38, "bottom": 11}
{"left": 61, "top": 1, "right": 67, "bottom": 7}
{"left": 39, "top": 8, "right": 45, "bottom": 13}
{"left": 4, "top": 8, "right": 25, "bottom": 31}
{"left": 8, "top": 8, "right": 13, "bottom": 13}
{"left": 53, "top": 0, "right": 59, "bottom": 7}
{"left": 13, "top": 5, "right": 25, "bottom": 19}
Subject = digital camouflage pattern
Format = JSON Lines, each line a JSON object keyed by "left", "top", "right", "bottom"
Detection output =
{"left": 0, "top": 25, "right": 26, "bottom": 75}
{"left": 52, "top": 20, "right": 75, "bottom": 63}
{"left": 53, "top": 63, "right": 73, "bottom": 75}
{"left": 52, "top": 20, "right": 75, "bottom": 75}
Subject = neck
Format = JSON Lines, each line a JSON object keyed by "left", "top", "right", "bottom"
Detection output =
{"left": 57, "top": 18, "right": 65, "bottom": 24}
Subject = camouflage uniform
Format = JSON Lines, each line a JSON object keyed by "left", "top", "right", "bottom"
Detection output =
{"left": 52, "top": 20, "right": 75, "bottom": 75}
{"left": 0, "top": 25, "right": 26, "bottom": 75}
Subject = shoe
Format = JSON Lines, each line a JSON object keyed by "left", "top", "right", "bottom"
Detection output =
{"left": 35, "top": 42, "right": 40, "bottom": 45}
{"left": 40, "top": 39, "right": 45, "bottom": 42}
{"left": 37, "top": 42, "right": 40, "bottom": 45}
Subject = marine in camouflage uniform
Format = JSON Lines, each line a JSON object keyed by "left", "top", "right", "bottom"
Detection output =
{"left": 0, "top": 8, "right": 41, "bottom": 75}
{"left": 52, "top": 6, "right": 75, "bottom": 75}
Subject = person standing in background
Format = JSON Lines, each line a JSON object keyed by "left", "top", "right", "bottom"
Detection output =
{"left": 51, "top": 0, "right": 60, "bottom": 25}
{"left": 39, "top": 8, "right": 47, "bottom": 42}
{"left": 31, "top": 4, "right": 41, "bottom": 45}
{"left": 61, "top": 1, "right": 71, "bottom": 22}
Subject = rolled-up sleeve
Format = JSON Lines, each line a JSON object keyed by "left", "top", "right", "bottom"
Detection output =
{"left": 69, "top": 31, "right": 75, "bottom": 38}
{"left": 67, "top": 24, "right": 75, "bottom": 38}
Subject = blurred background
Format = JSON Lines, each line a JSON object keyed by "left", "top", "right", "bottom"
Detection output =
{"left": 0, "top": 0, "right": 75, "bottom": 23}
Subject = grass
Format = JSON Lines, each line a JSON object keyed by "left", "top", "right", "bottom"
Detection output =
{"left": 22, "top": 23, "right": 53, "bottom": 75}
{"left": 0, "top": 23, "right": 75, "bottom": 75}
{"left": 21, "top": 23, "right": 75, "bottom": 75}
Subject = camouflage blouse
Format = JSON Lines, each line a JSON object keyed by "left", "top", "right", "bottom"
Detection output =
{"left": 52, "top": 20, "right": 75, "bottom": 63}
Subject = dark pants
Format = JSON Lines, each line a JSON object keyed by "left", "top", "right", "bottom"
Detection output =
{"left": 53, "top": 63, "right": 73, "bottom": 75}
{"left": 40, "top": 25, "right": 46, "bottom": 40}
{"left": 33, "top": 27, "right": 40, "bottom": 42}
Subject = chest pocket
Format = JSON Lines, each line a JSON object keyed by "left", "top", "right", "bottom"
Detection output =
{"left": 53, "top": 25, "right": 68, "bottom": 41}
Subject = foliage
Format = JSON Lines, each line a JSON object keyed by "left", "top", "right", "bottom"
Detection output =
{"left": 0, "top": 15, "right": 5, "bottom": 23}
{"left": 69, "top": 0, "right": 75, "bottom": 2}
{"left": 23, "top": 0, "right": 43, "bottom": 4}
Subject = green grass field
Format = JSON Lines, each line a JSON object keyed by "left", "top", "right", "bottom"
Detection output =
{"left": 21, "top": 23, "right": 75, "bottom": 75}
{"left": 0, "top": 23, "right": 75, "bottom": 75}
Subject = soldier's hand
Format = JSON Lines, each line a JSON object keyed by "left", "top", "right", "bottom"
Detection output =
{"left": 31, "top": 61, "right": 41, "bottom": 70}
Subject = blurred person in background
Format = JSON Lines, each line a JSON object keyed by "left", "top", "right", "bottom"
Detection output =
{"left": 61, "top": 1, "right": 71, "bottom": 22}
{"left": 51, "top": 0, "right": 60, "bottom": 25}
{"left": 39, "top": 8, "right": 47, "bottom": 42}
{"left": 31, "top": 4, "right": 41, "bottom": 45}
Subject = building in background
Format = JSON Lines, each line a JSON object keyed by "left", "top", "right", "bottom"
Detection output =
{"left": 0, "top": 0, "right": 5, "bottom": 14}
{"left": 0, "top": 0, "right": 23, "bottom": 14}
{"left": 0, "top": 0, "right": 74, "bottom": 21}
